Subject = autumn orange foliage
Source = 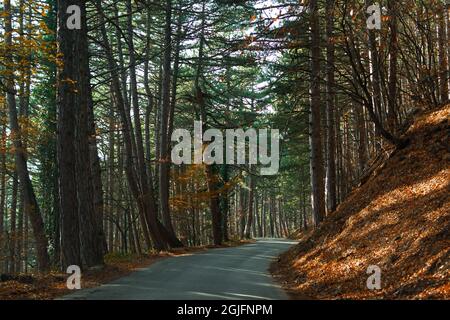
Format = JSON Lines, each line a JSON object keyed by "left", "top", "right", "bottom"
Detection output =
{"left": 272, "top": 104, "right": 450, "bottom": 299}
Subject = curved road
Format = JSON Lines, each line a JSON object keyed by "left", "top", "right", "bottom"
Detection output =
{"left": 62, "top": 239, "right": 297, "bottom": 300}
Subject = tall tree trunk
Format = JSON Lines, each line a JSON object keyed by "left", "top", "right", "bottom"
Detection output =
{"left": 88, "top": 94, "right": 106, "bottom": 255}
{"left": 168, "top": 7, "right": 183, "bottom": 143}
{"left": 194, "top": 1, "right": 222, "bottom": 245}
{"left": 355, "top": 100, "right": 368, "bottom": 175}
{"left": 9, "top": 173, "right": 18, "bottom": 273}
{"left": 262, "top": 192, "right": 267, "bottom": 237}
{"left": 0, "top": 127, "right": 6, "bottom": 273}
{"left": 127, "top": 0, "right": 180, "bottom": 249}
{"left": 95, "top": 1, "right": 168, "bottom": 251}
{"left": 56, "top": 2, "right": 78, "bottom": 268}
{"left": 16, "top": 0, "right": 30, "bottom": 273}
{"left": 144, "top": 9, "right": 154, "bottom": 186}
{"left": 365, "top": 0, "right": 385, "bottom": 149}
{"left": 57, "top": 0, "right": 104, "bottom": 269}
{"left": 309, "top": 0, "right": 326, "bottom": 226}
{"left": 438, "top": 3, "right": 449, "bottom": 103}
{"left": 107, "top": 98, "right": 116, "bottom": 252}
{"left": 447, "top": 4, "right": 450, "bottom": 103}
{"left": 158, "top": 0, "right": 182, "bottom": 247}
{"left": 3, "top": 0, "right": 50, "bottom": 272}
{"left": 16, "top": 187, "right": 24, "bottom": 273}
{"left": 387, "top": 0, "right": 399, "bottom": 132}
{"left": 325, "top": 0, "right": 337, "bottom": 214}
{"left": 300, "top": 165, "right": 308, "bottom": 230}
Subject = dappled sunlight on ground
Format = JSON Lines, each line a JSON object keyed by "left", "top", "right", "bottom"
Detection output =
{"left": 272, "top": 104, "right": 449, "bottom": 299}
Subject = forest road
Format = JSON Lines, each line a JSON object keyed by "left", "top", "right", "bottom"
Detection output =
{"left": 61, "top": 238, "right": 297, "bottom": 300}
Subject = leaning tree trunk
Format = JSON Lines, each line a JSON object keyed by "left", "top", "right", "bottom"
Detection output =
{"left": 3, "top": 0, "right": 50, "bottom": 272}
{"left": 126, "top": 0, "right": 180, "bottom": 249}
{"left": 158, "top": 0, "right": 183, "bottom": 247}
{"left": 96, "top": 0, "right": 168, "bottom": 251}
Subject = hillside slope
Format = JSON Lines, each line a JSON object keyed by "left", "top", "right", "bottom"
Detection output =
{"left": 272, "top": 105, "right": 449, "bottom": 299}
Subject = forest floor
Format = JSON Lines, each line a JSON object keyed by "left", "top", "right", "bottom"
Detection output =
{"left": 0, "top": 240, "right": 253, "bottom": 300}
{"left": 272, "top": 104, "right": 449, "bottom": 300}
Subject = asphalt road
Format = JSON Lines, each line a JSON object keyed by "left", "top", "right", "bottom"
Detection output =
{"left": 61, "top": 238, "right": 297, "bottom": 300}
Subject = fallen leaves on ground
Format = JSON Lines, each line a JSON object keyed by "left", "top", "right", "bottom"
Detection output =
{"left": 272, "top": 104, "right": 450, "bottom": 300}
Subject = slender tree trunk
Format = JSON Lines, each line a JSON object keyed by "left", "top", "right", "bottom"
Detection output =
{"left": 130, "top": 197, "right": 142, "bottom": 255}
{"left": 24, "top": 210, "right": 28, "bottom": 272}
{"left": 387, "top": 0, "right": 399, "bottom": 132}
{"left": 309, "top": 0, "right": 326, "bottom": 226}
{"left": 255, "top": 193, "right": 261, "bottom": 237}
{"left": 355, "top": 100, "right": 368, "bottom": 175}
{"left": 127, "top": 0, "right": 180, "bottom": 249}
{"left": 96, "top": 1, "right": 168, "bottom": 251}
{"left": 144, "top": 9, "right": 154, "bottom": 186}
{"left": 244, "top": 173, "right": 255, "bottom": 239}
{"left": 0, "top": 127, "right": 6, "bottom": 273}
{"left": 195, "top": 1, "right": 222, "bottom": 245}
{"left": 158, "top": 0, "right": 182, "bottom": 246}
{"left": 335, "top": 105, "right": 343, "bottom": 203}
{"left": 300, "top": 166, "right": 308, "bottom": 230}
{"left": 16, "top": 190, "right": 24, "bottom": 273}
{"left": 438, "top": 3, "right": 449, "bottom": 103}
{"left": 4, "top": 0, "right": 50, "bottom": 272}
{"left": 269, "top": 196, "right": 275, "bottom": 237}
{"left": 168, "top": 8, "right": 183, "bottom": 142}
{"left": 262, "top": 192, "right": 266, "bottom": 237}
{"left": 273, "top": 201, "right": 278, "bottom": 238}
{"left": 88, "top": 94, "right": 106, "bottom": 255}
{"left": 365, "top": 0, "right": 386, "bottom": 149}
{"left": 447, "top": 4, "right": 450, "bottom": 103}
{"left": 325, "top": 0, "right": 337, "bottom": 214}
{"left": 205, "top": 165, "right": 223, "bottom": 245}
{"left": 9, "top": 173, "right": 18, "bottom": 273}
{"left": 221, "top": 165, "right": 230, "bottom": 242}
{"left": 107, "top": 99, "right": 115, "bottom": 252}
{"left": 16, "top": 0, "right": 30, "bottom": 273}
{"left": 239, "top": 187, "right": 246, "bottom": 239}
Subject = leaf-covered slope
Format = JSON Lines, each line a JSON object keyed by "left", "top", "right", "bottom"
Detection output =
{"left": 273, "top": 105, "right": 450, "bottom": 299}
